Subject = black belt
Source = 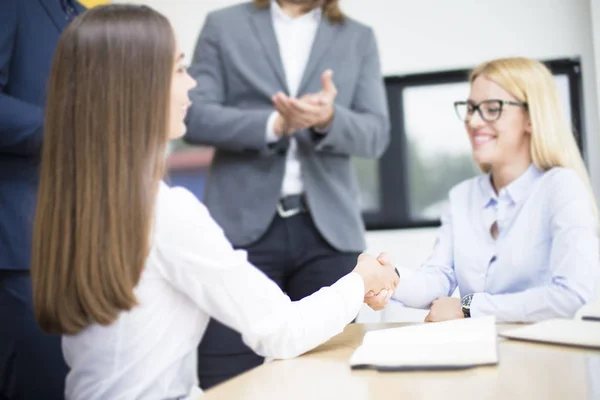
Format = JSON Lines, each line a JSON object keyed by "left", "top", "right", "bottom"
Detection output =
{"left": 276, "top": 194, "right": 308, "bottom": 218}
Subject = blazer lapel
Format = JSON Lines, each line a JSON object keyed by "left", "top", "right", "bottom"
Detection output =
{"left": 38, "top": 0, "right": 69, "bottom": 32}
{"left": 297, "top": 19, "right": 337, "bottom": 95}
{"left": 249, "top": 6, "right": 289, "bottom": 93}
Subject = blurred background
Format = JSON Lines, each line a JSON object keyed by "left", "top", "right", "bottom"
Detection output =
{"left": 101, "top": 0, "right": 600, "bottom": 321}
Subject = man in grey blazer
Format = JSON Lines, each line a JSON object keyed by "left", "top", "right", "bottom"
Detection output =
{"left": 184, "top": 0, "right": 389, "bottom": 388}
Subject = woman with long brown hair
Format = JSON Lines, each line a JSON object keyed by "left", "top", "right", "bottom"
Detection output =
{"left": 30, "top": 4, "right": 397, "bottom": 399}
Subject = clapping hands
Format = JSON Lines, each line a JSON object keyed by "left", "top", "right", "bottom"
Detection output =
{"left": 272, "top": 69, "right": 337, "bottom": 136}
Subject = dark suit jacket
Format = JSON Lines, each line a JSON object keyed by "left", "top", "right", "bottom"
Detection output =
{"left": 0, "top": 0, "right": 85, "bottom": 271}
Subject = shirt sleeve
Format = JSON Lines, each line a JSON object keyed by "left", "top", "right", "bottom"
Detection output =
{"left": 265, "top": 111, "right": 279, "bottom": 144}
{"left": 152, "top": 186, "right": 364, "bottom": 359}
{"left": 392, "top": 206, "right": 458, "bottom": 309}
{"left": 470, "top": 169, "right": 600, "bottom": 322}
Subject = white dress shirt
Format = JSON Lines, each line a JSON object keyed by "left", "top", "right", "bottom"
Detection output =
{"left": 62, "top": 182, "right": 364, "bottom": 400}
{"left": 393, "top": 165, "right": 600, "bottom": 322}
{"left": 265, "top": 0, "right": 321, "bottom": 196}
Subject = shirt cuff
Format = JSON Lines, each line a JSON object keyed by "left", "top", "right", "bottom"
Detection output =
{"left": 265, "top": 111, "right": 279, "bottom": 143}
{"left": 311, "top": 124, "right": 330, "bottom": 135}
{"left": 331, "top": 272, "right": 365, "bottom": 322}
{"left": 470, "top": 292, "right": 489, "bottom": 319}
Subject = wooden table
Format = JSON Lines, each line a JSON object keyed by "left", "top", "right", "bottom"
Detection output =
{"left": 202, "top": 323, "right": 600, "bottom": 400}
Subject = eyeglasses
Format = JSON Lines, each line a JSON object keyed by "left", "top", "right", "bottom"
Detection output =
{"left": 453, "top": 99, "right": 528, "bottom": 122}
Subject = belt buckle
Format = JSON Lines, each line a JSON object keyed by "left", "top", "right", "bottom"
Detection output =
{"left": 276, "top": 202, "right": 302, "bottom": 218}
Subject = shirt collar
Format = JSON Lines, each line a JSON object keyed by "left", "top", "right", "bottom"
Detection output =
{"left": 479, "top": 163, "right": 543, "bottom": 208}
{"left": 270, "top": 0, "right": 322, "bottom": 23}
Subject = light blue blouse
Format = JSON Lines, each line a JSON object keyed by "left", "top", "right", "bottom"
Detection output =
{"left": 393, "top": 165, "right": 600, "bottom": 322}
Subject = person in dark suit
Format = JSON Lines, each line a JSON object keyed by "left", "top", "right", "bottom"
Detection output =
{"left": 184, "top": 0, "right": 390, "bottom": 389}
{"left": 0, "top": 0, "right": 85, "bottom": 398}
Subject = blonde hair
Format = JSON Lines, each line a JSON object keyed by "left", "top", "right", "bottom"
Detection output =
{"left": 470, "top": 57, "right": 597, "bottom": 217}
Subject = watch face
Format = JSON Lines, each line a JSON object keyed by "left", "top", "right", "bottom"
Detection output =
{"left": 461, "top": 294, "right": 474, "bottom": 309}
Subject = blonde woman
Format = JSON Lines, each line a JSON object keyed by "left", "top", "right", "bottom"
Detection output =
{"left": 368, "top": 57, "right": 600, "bottom": 323}
{"left": 30, "top": 5, "right": 398, "bottom": 399}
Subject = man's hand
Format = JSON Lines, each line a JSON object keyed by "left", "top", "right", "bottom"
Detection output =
{"left": 364, "top": 252, "right": 397, "bottom": 311}
{"left": 424, "top": 297, "right": 464, "bottom": 323}
{"left": 273, "top": 112, "right": 295, "bottom": 137}
{"left": 272, "top": 69, "right": 337, "bottom": 132}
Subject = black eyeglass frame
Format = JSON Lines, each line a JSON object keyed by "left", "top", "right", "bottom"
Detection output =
{"left": 453, "top": 99, "right": 528, "bottom": 122}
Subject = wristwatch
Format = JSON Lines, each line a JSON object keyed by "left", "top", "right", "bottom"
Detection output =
{"left": 461, "top": 293, "right": 474, "bottom": 318}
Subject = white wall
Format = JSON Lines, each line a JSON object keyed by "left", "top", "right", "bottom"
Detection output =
{"left": 592, "top": 1, "right": 600, "bottom": 128}
{"left": 115, "top": 0, "right": 600, "bottom": 321}
{"left": 114, "top": 0, "right": 242, "bottom": 62}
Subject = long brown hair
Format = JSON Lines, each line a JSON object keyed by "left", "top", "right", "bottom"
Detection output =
{"left": 31, "top": 4, "right": 175, "bottom": 335}
{"left": 254, "top": 0, "right": 345, "bottom": 23}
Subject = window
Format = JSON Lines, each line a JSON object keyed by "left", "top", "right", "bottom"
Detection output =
{"left": 358, "top": 58, "right": 584, "bottom": 230}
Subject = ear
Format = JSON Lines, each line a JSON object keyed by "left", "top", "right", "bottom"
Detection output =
{"left": 525, "top": 118, "right": 532, "bottom": 135}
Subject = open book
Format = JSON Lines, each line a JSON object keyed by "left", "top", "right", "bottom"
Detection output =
{"left": 349, "top": 316, "right": 498, "bottom": 371}
{"left": 499, "top": 300, "right": 600, "bottom": 349}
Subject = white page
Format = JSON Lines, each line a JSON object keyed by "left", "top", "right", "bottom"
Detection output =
{"left": 575, "top": 296, "right": 600, "bottom": 320}
{"left": 500, "top": 319, "right": 600, "bottom": 348}
{"left": 350, "top": 316, "right": 498, "bottom": 368}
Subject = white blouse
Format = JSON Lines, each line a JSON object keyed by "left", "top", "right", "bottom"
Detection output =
{"left": 62, "top": 183, "right": 364, "bottom": 400}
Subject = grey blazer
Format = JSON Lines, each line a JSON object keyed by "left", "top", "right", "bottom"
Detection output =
{"left": 184, "top": 2, "right": 390, "bottom": 252}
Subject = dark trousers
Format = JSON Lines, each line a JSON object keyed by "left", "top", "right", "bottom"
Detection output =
{"left": 0, "top": 273, "right": 67, "bottom": 400}
{"left": 196, "top": 212, "right": 360, "bottom": 390}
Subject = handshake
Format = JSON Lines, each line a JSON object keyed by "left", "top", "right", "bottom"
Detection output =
{"left": 352, "top": 253, "right": 398, "bottom": 311}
